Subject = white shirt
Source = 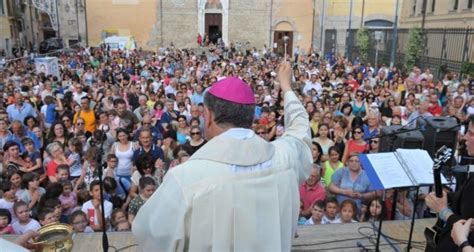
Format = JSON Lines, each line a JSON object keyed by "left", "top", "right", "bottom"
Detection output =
{"left": 303, "top": 81, "right": 323, "bottom": 96}
{"left": 81, "top": 200, "right": 113, "bottom": 226}
{"left": 12, "top": 219, "right": 41, "bottom": 234}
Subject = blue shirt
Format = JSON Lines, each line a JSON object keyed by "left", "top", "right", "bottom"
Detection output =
{"left": 331, "top": 167, "right": 373, "bottom": 209}
{"left": 191, "top": 93, "right": 204, "bottom": 105}
{"left": 133, "top": 144, "right": 165, "bottom": 164}
{"left": 363, "top": 124, "right": 379, "bottom": 141}
{"left": 6, "top": 131, "right": 41, "bottom": 153}
{"left": 133, "top": 127, "right": 163, "bottom": 144}
{"left": 6, "top": 103, "right": 37, "bottom": 123}
{"left": 45, "top": 104, "right": 57, "bottom": 124}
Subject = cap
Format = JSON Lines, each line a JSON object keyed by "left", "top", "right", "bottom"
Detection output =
{"left": 208, "top": 77, "right": 255, "bottom": 105}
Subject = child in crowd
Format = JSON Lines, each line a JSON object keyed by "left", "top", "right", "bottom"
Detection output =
{"left": 128, "top": 177, "right": 156, "bottom": 224}
{"left": 104, "top": 177, "right": 124, "bottom": 209}
{"left": 111, "top": 208, "right": 127, "bottom": 231}
{"left": 59, "top": 181, "right": 77, "bottom": 220}
{"left": 12, "top": 201, "right": 41, "bottom": 234}
{"left": 0, "top": 208, "right": 14, "bottom": 234}
{"left": 321, "top": 197, "right": 341, "bottom": 224}
{"left": 304, "top": 200, "right": 325, "bottom": 225}
{"left": 56, "top": 164, "right": 70, "bottom": 182}
{"left": 115, "top": 220, "right": 131, "bottom": 231}
{"left": 103, "top": 154, "right": 118, "bottom": 179}
{"left": 42, "top": 198, "right": 64, "bottom": 223}
{"left": 0, "top": 181, "right": 17, "bottom": 223}
{"left": 38, "top": 207, "right": 59, "bottom": 226}
{"left": 75, "top": 149, "right": 99, "bottom": 191}
{"left": 340, "top": 199, "right": 358, "bottom": 223}
{"left": 362, "top": 199, "right": 386, "bottom": 222}
{"left": 81, "top": 180, "right": 112, "bottom": 231}
{"left": 18, "top": 172, "right": 45, "bottom": 215}
{"left": 67, "top": 138, "right": 83, "bottom": 180}
{"left": 69, "top": 210, "right": 94, "bottom": 233}
{"left": 21, "top": 138, "right": 43, "bottom": 176}
{"left": 72, "top": 189, "right": 90, "bottom": 213}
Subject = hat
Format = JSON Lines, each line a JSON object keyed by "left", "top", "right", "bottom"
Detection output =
{"left": 208, "top": 77, "right": 255, "bottom": 105}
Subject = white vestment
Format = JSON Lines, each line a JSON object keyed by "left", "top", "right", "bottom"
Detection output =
{"left": 132, "top": 91, "right": 312, "bottom": 251}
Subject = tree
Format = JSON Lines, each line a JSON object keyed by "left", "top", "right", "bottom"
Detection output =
{"left": 461, "top": 62, "right": 474, "bottom": 78}
{"left": 356, "top": 28, "right": 370, "bottom": 63}
{"left": 404, "top": 27, "right": 423, "bottom": 70}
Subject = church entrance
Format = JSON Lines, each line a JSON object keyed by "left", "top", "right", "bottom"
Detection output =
{"left": 274, "top": 31, "right": 293, "bottom": 57}
{"left": 205, "top": 13, "right": 222, "bottom": 44}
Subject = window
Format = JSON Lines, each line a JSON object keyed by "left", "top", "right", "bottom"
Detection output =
{"left": 0, "top": 0, "right": 4, "bottom": 15}
{"left": 431, "top": 0, "right": 436, "bottom": 12}
{"left": 468, "top": 0, "right": 473, "bottom": 9}
{"left": 453, "top": 0, "right": 459, "bottom": 10}
{"left": 411, "top": 0, "right": 417, "bottom": 15}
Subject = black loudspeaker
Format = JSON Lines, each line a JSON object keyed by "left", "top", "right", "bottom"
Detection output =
{"left": 422, "top": 117, "right": 459, "bottom": 167}
{"left": 379, "top": 125, "right": 425, "bottom": 152}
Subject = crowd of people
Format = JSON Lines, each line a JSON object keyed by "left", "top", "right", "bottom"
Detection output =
{"left": 0, "top": 40, "right": 473, "bottom": 245}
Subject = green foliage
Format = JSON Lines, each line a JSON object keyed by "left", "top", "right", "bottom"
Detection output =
{"left": 404, "top": 27, "right": 423, "bottom": 70}
{"left": 356, "top": 28, "right": 370, "bottom": 62}
{"left": 461, "top": 62, "right": 474, "bottom": 77}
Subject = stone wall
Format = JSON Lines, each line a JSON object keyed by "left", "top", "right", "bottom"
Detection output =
{"left": 160, "top": 0, "right": 198, "bottom": 48}
{"left": 227, "top": 0, "right": 270, "bottom": 49}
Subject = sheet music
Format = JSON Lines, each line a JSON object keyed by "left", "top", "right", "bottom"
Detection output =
{"left": 365, "top": 152, "right": 413, "bottom": 188}
{"left": 396, "top": 149, "right": 448, "bottom": 185}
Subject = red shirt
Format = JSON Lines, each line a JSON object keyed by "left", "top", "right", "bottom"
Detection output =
{"left": 46, "top": 159, "right": 59, "bottom": 177}
{"left": 299, "top": 182, "right": 327, "bottom": 211}
{"left": 428, "top": 104, "right": 442, "bottom": 116}
{"left": 346, "top": 139, "right": 368, "bottom": 157}
{"left": 347, "top": 79, "right": 359, "bottom": 92}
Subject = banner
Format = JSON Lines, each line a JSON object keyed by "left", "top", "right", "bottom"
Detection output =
{"left": 35, "top": 57, "right": 60, "bottom": 78}
{"left": 32, "top": 0, "right": 59, "bottom": 31}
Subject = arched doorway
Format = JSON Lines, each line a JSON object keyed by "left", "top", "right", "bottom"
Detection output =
{"left": 198, "top": 0, "right": 229, "bottom": 45}
{"left": 274, "top": 22, "right": 294, "bottom": 56}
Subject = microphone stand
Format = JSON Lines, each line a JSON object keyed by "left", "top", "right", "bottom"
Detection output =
{"left": 95, "top": 133, "right": 109, "bottom": 252}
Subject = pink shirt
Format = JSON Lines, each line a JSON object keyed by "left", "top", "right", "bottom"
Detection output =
{"left": 59, "top": 192, "right": 77, "bottom": 216}
{"left": 299, "top": 182, "right": 327, "bottom": 211}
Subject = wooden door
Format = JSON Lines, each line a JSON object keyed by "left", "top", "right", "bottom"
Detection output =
{"left": 205, "top": 13, "right": 222, "bottom": 44}
{"left": 273, "top": 31, "right": 293, "bottom": 57}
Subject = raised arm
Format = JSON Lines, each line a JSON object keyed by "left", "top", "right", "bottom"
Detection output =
{"left": 278, "top": 61, "right": 313, "bottom": 183}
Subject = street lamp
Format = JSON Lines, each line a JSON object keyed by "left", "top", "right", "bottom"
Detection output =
{"left": 374, "top": 31, "right": 384, "bottom": 68}
{"left": 283, "top": 35, "right": 289, "bottom": 61}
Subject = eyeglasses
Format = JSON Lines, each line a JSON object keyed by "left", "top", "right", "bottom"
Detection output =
{"left": 257, "top": 131, "right": 266, "bottom": 135}
{"left": 191, "top": 132, "right": 200, "bottom": 135}
{"left": 370, "top": 140, "right": 379, "bottom": 144}
{"left": 356, "top": 94, "right": 364, "bottom": 97}
{"left": 353, "top": 131, "right": 362, "bottom": 134}
{"left": 76, "top": 122, "right": 84, "bottom": 125}
{"left": 143, "top": 122, "right": 151, "bottom": 125}
{"left": 63, "top": 119, "right": 70, "bottom": 122}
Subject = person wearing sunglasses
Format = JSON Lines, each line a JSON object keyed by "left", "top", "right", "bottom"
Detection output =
{"left": 342, "top": 126, "right": 367, "bottom": 164}
{"left": 184, "top": 126, "right": 206, "bottom": 155}
{"left": 73, "top": 96, "right": 96, "bottom": 133}
{"left": 366, "top": 138, "right": 380, "bottom": 154}
{"left": 352, "top": 91, "right": 368, "bottom": 120}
